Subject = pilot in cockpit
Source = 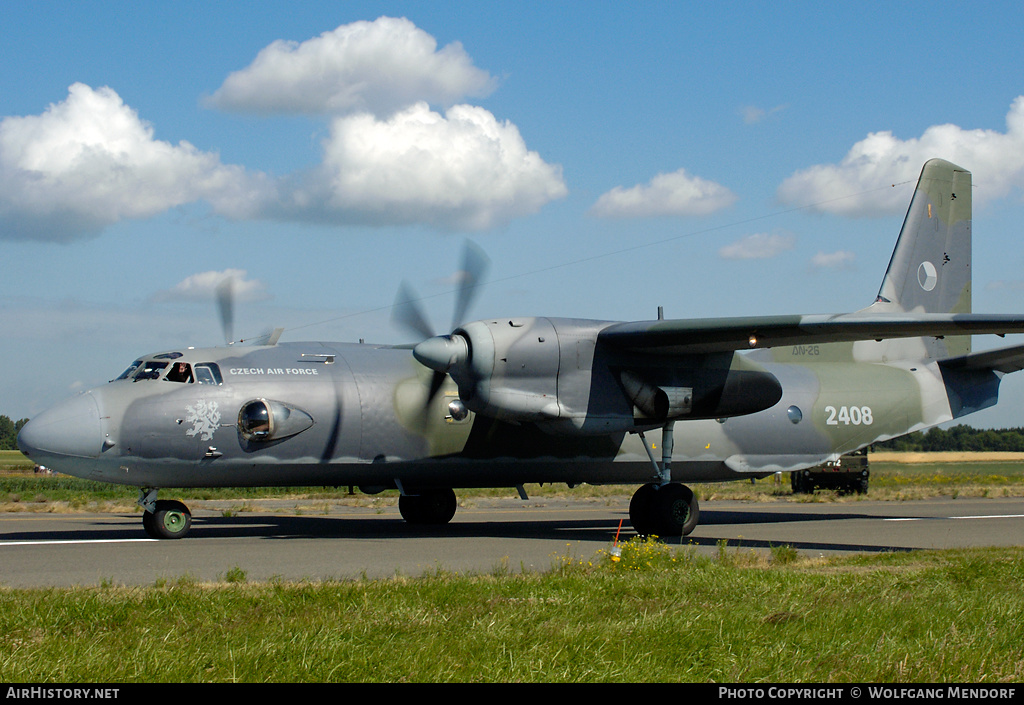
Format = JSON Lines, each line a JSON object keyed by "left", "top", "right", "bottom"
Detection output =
{"left": 166, "top": 362, "right": 193, "bottom": 383}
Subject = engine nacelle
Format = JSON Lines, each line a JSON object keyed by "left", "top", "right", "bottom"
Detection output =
{"left": 414, "top": 317, "right": 783, "bottom": 435}
{"left": 452, "top": 317, "right": 562, "bottom": 422}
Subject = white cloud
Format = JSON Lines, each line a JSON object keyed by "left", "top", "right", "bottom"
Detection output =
{"left": 0, "top": 83, "right": 259, "bottom": 242}
{"left": 152, "top": 269, "right": 269, "bottom": 303}
{"left": 740, "top": 104, "right": 786, "bottom": 125}
{"left": 719, "top": 231, "right": 796, "bottom": 260}
{"left": 207, "top": 16, "right": 496, "bottom": 117}
{"left": 0, "top": 84, "right": 564, "bottom": 238}
{"left": 985, "top": 280, "right": 1024, "bottom": 291}
{"left": 810, "top": 250, "right": 855, "bottom": 270}
{"left": 778, "top": 96, "right": 1024, "bottom": 216}
{"left": 0, "top": 18, "right": 564, "bottom": 241}
{"left": 590, "top": 168, "right": 737, "bottom": 218}
{"left": 264, "top": 102, "right": 567, "bottom": 230}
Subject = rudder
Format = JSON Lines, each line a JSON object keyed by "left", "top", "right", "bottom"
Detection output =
{"left": 868, "top": 158, "right": 972, "bottom": 358}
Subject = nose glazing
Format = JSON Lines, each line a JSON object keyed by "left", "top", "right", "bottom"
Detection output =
{"left": 17, "top": 392, "right": 103, "bottom": 461}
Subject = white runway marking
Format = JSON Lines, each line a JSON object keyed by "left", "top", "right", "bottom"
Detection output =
{"left": 0, "top": 538, "right": 157, "bottom": 546}
{"left": 883, "top": 514, "right": 1024, "bottom": 522}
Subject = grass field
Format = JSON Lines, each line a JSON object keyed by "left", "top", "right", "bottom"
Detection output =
{"left": 1, "top": 542, "right": 1022, "bottom": 682}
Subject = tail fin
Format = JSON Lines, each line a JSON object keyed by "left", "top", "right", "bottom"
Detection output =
{"left": 865, "top": 158, "right": 973, "bottom": 359}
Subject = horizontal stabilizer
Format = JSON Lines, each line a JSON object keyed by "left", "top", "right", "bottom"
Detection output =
{"left": 939, "top": 343, "right": 1024, "bottom": 375}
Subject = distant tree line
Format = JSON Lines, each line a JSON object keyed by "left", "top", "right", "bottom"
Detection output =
{"left": 0, "top": 416, "right": 30, "bottom": 451}
{"left": 872, "top": 425, "right": 1024, "bottom": 452}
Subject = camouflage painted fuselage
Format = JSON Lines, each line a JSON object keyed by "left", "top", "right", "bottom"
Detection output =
{"left": 16, "top": 329, "right": 989, "bottom": 492}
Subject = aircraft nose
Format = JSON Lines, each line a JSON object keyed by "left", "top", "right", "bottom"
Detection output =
{"left": 18, "top": 392, "right": 103, "bottom": 461}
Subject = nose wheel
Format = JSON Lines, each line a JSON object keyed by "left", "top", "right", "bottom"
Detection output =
{"left": 139, "top": 489, "right": 192, "bottom": 539}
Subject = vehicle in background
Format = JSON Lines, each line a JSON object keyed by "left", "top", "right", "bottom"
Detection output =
{"left": 791, "top": 449, "right": 869, "bottom": 494}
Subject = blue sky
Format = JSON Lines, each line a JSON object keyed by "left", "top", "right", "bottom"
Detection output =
{"left": 4, "top": 1, "right": 1024, "bottom": 427}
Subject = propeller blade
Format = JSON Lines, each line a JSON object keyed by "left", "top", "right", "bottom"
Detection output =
{"left": 426, "top": 370, "right": 447, "bottom": 407}
{"left": 216, "top": 277, "right": 235, "bottom": 345}
{"left": 450, "top": 239, "right": 490, "bottom": 331}
{"left": 391, "top": 281, "right": 435, "bottom": 341}
{"left": 390, "top": 241, "right": 489, "bottom": 419}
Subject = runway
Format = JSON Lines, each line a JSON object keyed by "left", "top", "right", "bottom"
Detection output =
{"left": 1, "top": 495, "right": 1023, "bottom": 588}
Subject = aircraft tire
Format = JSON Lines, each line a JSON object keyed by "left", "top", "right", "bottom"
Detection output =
{"left": 628, "top": 483, "right": 660, "bottom": 536}
{"left": 653, "top": 483, "right": 700, "bottom": 537}
{"left": 143, "top": 500, "right": 192, "bottom": 540}
{"left": 399, "top": 488, "right": 458, "bottom": 525}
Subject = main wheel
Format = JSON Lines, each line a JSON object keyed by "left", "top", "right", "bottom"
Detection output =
{"left": 399, "top": 488, "right": 458, "bottom": 525}
{"left": 652, "top": 483, "right": 700, "bottom": 537}
{"left": 143, "top": 500, "right": 192, "bottom": 540}
{"left": 629, "top": 483, "right": 700, "bottom": 537}
{"left": 629, "top": 483, "right": 660, "bottom": 536}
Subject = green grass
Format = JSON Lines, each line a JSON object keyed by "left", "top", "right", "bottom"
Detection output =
{"left": 0, "top": 450, "right": 33, "bottom": 471}
{"left": 870, "top": 460, "right": 1024, "bottom": 490}
{"left": 1, "top": 542, "right": 1022, "bottom": 682}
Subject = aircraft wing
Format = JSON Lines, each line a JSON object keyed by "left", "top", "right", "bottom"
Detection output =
{"left": 598, "top": 313, "right": 1024, "bottom": 355}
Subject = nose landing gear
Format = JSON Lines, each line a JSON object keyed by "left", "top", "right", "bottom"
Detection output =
{"left": 139, "top": 489, "right": 193, "bottom": 539}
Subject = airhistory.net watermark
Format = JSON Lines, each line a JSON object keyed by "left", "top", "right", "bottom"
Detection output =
{"left": 5, "top": 688, "right": 119, "bottom": 700}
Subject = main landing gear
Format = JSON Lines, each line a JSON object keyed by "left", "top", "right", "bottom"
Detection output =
{"left": 629, "top": 482, "right": 700, "bottom": 537}
{"left": 398, "top": 487, "right": 458, "bottom": 525}
{"left": 139, "top": 489, "right": 193, "bottom": 540}
{"left": 630, "top": 421, "right": 701, "bottom": 537}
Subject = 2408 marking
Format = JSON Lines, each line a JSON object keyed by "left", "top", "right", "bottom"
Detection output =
{"left": 825, "top": 405, "right": 873, "bottom": 425}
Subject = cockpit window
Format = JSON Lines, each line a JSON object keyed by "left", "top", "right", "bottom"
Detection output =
{"left": 165, "top": 362, "right": 193, "bottom": 383}
{"left": 116, "top": 357, "right": 221, "bottom": 384}
{"left": 116, "top": 360, "right": 143, "bottom": 380}
{"left": 194, "top": 363, "right": 223, "bottom": 385}
{"left": 133, "top": 361, "right": 168, "bottom": 381}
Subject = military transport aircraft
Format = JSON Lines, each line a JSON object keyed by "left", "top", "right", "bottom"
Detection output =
{"left": 18, "top": 159, "right": 1024, "bottom": 539}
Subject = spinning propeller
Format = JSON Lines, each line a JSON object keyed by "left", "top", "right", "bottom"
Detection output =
{"left": 392, "top": 240, "right": 489, "bottom": 407}
{"left": 216, "top": 277, "right": 235, "bottom": 345}
{"left": 214, "top": 275, "right": 282, "bottom": 346}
